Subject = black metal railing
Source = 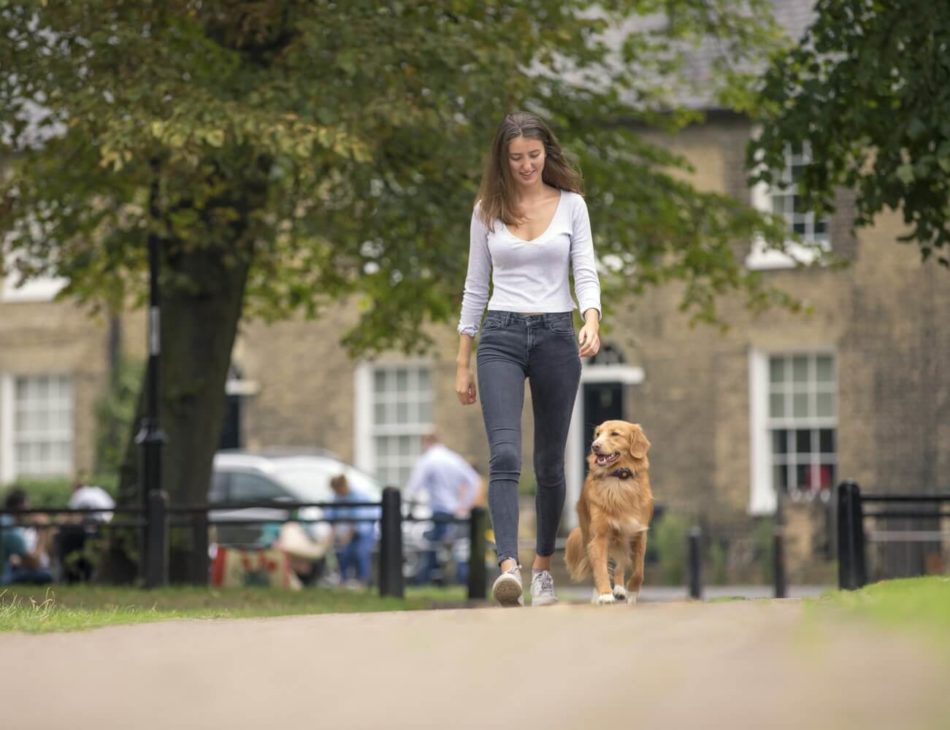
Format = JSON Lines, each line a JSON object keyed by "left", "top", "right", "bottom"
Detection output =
{"left": 0, "top": 486, "right": 491, "bottom": 600}
{"left": 836, "top": 481, "right": 950, "bottom": 590}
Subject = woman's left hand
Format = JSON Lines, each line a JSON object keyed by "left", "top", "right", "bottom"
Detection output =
{"left": 578, "top": 319, "right": 600, "bottom": 358}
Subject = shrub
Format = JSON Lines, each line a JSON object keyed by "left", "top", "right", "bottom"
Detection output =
{"left": 653, "top": 512, "right": 690, "bottom": 585}
{"left": 94, "top": 357, "right": 143, "bottom": 481}
{"left": 2, "top": 477, "right": 73, "bottom": 507}
{"left": 2, "top": 475, "right": 117, "bottom": 508}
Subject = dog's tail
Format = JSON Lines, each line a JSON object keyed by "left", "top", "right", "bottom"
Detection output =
{"left": 564, "top": 527, "right": 590, "bottom": 581}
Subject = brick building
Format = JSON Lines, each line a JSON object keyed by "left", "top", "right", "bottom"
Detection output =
{"left": 2, "top": 3, "right": 947, "bottom": 582}
{"left": 231, "top": 116, "right": 949, "bottom": 581}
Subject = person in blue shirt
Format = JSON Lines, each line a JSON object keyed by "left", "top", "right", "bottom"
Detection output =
{"left": 326, "top": 474, "right": 378, "bottom": 588}
{"left": 1, "top": 489, "right": 53, "bottom": 585}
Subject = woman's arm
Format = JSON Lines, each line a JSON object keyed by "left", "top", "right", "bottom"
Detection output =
{"left": 456, "top": 333, "right": 477, "bottom": 405}
{"left": 456, "top": 208, "right": 490, "bottom": 404}
{"left": 457, "top": 209, "right": 491, "bottom": 338}
{"left": 571, "top": 196, "right": 602, "bottom": 358}
{"left": 578, "top": 307, "right": 600, "bottom": 358}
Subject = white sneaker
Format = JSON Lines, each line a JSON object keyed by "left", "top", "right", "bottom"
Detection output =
{"left": 492, "top": 565, "right": 524, "bottom": 607}
{"left": 530, "top": 570, "right": 558, "bottom": 607}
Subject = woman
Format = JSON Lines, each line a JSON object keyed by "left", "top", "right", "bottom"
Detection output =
{"left": 456, "top": 111, "right": 601, "bottom": 607}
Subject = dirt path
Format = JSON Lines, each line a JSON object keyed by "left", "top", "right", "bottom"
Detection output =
{"left": 4, "top": 600, "right": 949, "bottom": 729}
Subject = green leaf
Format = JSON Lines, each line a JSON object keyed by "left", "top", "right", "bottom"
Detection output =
{"left": 896, "top": 164, "right": 915, "bottom": 185}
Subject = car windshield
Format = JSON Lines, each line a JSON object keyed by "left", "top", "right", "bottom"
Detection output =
{"left": 272, "top": 462, "right": 382, "bottom": 504}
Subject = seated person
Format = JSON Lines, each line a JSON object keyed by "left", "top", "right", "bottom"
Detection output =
{"left": 58, "top": 477, "right": 117, "bottom": 583}
{"left": 1, "top": 489, "right": 53, "bottom": 585}
{"left": 326, "top": 474, "right": 378, "bottom": 588}
{"left": 68, "top": 477, "right": 115, "bottom": 522}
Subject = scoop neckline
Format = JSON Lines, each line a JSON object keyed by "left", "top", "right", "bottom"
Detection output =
{"left": 502, "top": 190, "right": 565, "bottom": 243}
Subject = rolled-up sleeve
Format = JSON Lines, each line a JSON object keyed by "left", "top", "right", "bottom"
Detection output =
{"left": 457, "top": 208, "right": 492, "bottom": 336}
{"left": 570, "top": 195, "right": 602, "bottom": 320}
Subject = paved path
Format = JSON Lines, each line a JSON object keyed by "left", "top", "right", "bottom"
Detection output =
{"left": 561, "top": 583, "right": 831, "bottom": 602}
{"left": 4, "top": 600, "right": 949, "bottom": 729}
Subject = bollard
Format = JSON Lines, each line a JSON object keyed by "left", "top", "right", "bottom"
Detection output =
{"left": 773, "top": 528, "right": 787, "bottom": 598}
{"left": 467, "top": 506, "right": 488, "bottom": 601}
{"left": 837, "top": 481, "right": 867, "bottom": 590}
{"left": 144, "top": 490, "right": 169, "bottom": 588}
{"left": 378, "top": 487, "right": 404, "bottom": 598}
{"left": 687, "top": 526, "right": 702, "bottom": 600}
{"left": 191, "top": 510, "right": 210, "bottom": 586}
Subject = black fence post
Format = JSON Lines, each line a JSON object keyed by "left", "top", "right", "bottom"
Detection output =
{"left": 144, "top": 490, "right": 168, "bottom": 588}
{"left": 191, "top": 511, "right": 209, "bottom": 586}
{"left": 687, "top": 526, "right": 702, "bottom": 600}
{"left": 837, "top": 481, "right": 867, "bottom": 590}
{"left": 773, "top": 528, "right": 788, "bottom": 599}
{"left": 773, "top": 487, "right": 788, "bottom": 599}
{"left": 379, "top": 487, "right": 404, "bottom": 598}
{"left": 467, "top": 506, "right": 488, "bottom": 601}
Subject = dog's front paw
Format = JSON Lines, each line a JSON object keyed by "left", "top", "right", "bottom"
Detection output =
{"left": 626, "top": 592, "right": 639, "bottom": 606}
{"left": 612, "top": 585, "right": 628, "bottom": 600}
{"left": 592, "top": 592, "right": 616, "bottom": 605}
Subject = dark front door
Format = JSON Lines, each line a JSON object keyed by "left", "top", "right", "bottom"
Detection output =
{"left": 581, "top": 382, "right": 624, "bottom": 474}
{"left": 219, "top": 394, "right": 242, "bottom": 450}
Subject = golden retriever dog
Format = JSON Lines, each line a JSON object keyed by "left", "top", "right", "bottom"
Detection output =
{"left": 565, "top": 420, "right": 653, "bottom": 605}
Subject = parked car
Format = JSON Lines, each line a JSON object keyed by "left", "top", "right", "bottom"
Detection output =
{"left": 210, "top": 449, "right": 382, "bottom": 545}
{"left": 209, "top": 449, "right": 431, "bottom": 580}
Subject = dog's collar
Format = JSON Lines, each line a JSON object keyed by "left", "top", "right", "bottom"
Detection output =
{"left": 607, "top": 467, "right": 636, "bottom": 480}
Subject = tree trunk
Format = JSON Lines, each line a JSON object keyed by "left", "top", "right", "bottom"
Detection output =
{"left": 163, "top": 247, "right": 251, "bottom": 583}
{"left": 100, "top": 248, "right": 250, "bottom": 583}
{"left": 96, "top": 152, "right": 268, "bottom": 584}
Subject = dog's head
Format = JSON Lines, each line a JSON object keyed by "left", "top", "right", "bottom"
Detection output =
{"left": 587, "top": 420, "right": 651, "bottom": 474}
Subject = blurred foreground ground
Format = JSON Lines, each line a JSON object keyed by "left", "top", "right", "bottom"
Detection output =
{"left": 3, "top": 598, "right": 949, "bottom": 730}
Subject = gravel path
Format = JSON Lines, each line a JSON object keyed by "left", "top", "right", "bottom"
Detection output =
{"left": 4, "top": 599, "right": 949, "bottom": 729}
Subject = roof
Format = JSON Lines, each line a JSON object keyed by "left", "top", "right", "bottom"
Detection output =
{"left": 598, "top": 0, "right": 816, "bottom": 111}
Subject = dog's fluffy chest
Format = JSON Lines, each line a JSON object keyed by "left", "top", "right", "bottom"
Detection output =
{"left": 588, "top": 477, "right": 651, "bottom": 536}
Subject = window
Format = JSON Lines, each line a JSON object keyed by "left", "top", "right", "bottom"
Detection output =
{"left": 354, "top": 363, "right": 433, "bottom": 488}
{"left": 229, "top": 472, "right": 286, "bottom": 502}
{"left": 749, "top": 351, "right": 837, "bottom": 513}
{"left": 747, "top": 142, "right": 831, "bottom": 269}
{"left": 768, "top": 354, "right": 837, "bottom": 501}
{"left": 12, "top": 374, "right": 74, "bottom": 477}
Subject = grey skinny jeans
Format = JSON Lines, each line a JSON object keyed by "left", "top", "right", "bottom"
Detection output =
{"left": 476, "top": 311, "right": 581, "bottom": 564}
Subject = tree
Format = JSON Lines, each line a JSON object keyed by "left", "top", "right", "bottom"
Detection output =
{"left": 749, "top": 0, "right": 950, "bottom": 265}
{"left": 1, "top": 0, "right": 790, "bottom": 580}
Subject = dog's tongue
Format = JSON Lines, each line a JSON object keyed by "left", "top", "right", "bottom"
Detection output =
{"left": 597, "top": 454, "right": 609, "bottom": 466}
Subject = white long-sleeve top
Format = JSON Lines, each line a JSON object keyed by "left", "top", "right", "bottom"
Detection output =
{"left": 457, "top": 190, "right": 602, "bottom": 336}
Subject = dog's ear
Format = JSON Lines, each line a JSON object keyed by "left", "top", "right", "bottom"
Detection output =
{"left": 628, "top": 425, "right": 651, "bottom": 460}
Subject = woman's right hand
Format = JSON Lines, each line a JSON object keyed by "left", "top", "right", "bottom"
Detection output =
{"left": 456, "top": 365, "right": 477, "bottom": 405}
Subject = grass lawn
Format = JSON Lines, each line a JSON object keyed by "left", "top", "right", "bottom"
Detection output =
{"left": 0, "top": 584, "right": 469, "bottom": 634}
{"left": 809, "top": 576, "right": 950, "bottom": 644}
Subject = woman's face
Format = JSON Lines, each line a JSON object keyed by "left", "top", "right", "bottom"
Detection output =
{"left": 506, "top": 135, "right": 545, "bottom": 190}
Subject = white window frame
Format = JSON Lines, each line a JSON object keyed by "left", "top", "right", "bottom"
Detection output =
{"left": 0, "top": 372, "right": 75, "bottom": 482}
{"left": 0, "top": 375, "right": 14, "bottom": 484}
{"left": 353, "top": 360, "right": 434, "bottom": 488}
{"left": 748, "top": 348, "right": 837, "bottom": 515}
{"left": 747, "top": 140, "right": 831, "bottom": 270}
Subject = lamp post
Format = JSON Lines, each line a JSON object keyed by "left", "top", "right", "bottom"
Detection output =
{"left": 137, "top": 168, "right": 168, "bottom": 588}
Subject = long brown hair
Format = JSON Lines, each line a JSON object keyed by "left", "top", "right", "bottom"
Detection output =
{"left": 475, "top": 111, "right": 583, "bottom": 229}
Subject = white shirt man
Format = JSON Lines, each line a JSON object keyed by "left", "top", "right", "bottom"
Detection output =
{"left": 68, "top": 483, "right": 115, "bottom": 523}
{"left": 405, "top": 436, "right": 481, "bottom": 516}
